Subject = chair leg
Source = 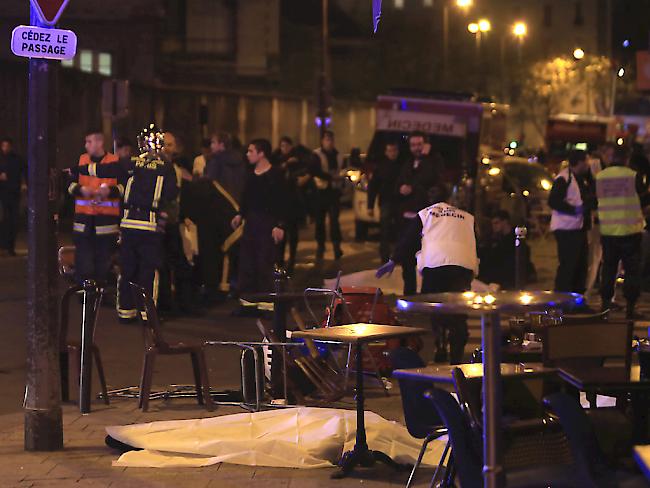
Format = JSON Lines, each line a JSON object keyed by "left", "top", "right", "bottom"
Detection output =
{"left": 406, "top": 435, "right": 432, "bottom": 488}
{"left": 343, "top": 344, "right": 352, "bottom": 391}
{"left": 59, "top": 351, "right": 70, "bottom": 402}
{"left": 190, "top": 352, "right": 204, "bottom": 405}
{"left": 92, "top": 346, "right": 110, "bottom": 405}
{"left": 70, "top": 347, "right": 81, "bottom": 399}
{"left": 362, "top": 344, "right": 389, "bottom": 396}
{"left": 139, "top": 352, "right": 156, "bottom": 412}
{"left": 430, "top": 440, "right": 450, "bottom": 488}
{"left": 196, "top": 351, "right": 214, "bottom": 412}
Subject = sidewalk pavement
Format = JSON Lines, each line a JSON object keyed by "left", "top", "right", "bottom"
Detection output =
{"left": 0, "top": 391, "right": 437, "bottom": 488}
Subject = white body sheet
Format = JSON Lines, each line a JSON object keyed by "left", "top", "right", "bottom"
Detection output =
{"left": 107, "top": 407, "right": 447, "bottom": 469}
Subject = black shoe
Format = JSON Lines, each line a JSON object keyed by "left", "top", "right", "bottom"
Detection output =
{"left": 118, "top": 317, "right": 137, "bottom": 325}
{"left": 434, "top": 349, "right": 448, "bottom": 363}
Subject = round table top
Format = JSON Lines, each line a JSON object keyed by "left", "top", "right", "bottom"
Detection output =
{"left": 396, "top": 290, "right": 583, "bottom": 316}
{"left": 242, "top": 288, "right": 339, "bottom": 303}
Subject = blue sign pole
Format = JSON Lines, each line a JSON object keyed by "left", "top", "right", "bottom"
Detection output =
{"left": 24, "top": 4, "right": 63, "bottom": 451}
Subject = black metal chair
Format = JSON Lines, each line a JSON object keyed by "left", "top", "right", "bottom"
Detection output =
{"left": 392, "top": 348, "right": 449, "bottom": 487}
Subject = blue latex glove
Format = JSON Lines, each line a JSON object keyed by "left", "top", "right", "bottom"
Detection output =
{"left": 376, "top": 259, "right": 395, "bottom": 279}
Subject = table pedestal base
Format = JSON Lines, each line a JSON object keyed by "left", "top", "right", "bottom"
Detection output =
{"left": 333, "top": 447, "right": 410, "bottom": 479}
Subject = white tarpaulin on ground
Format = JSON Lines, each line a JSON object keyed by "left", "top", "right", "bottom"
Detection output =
{"left": 324, "top": 267, "right": 497, "bottom": 295}
{"left": 107, "top": 407, "right": 447, "bottom": 469}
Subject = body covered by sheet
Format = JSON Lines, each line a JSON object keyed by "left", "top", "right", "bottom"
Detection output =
{"left": 106, "top": 407, "right": 447, "bottom": 469}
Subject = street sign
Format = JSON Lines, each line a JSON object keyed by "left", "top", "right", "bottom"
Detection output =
{"left": 29, "top": 0, "right": 70, "bottom": 26}
{"left": 11, "top": 25, "right": 76, "bottom": 60}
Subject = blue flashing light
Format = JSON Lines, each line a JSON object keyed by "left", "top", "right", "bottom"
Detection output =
{"left": 400, "top": 99, "right": 408, "bottom": 111}
{"left": 623, "top": 39, "right": 630, "bottom": 48}
{"left": 396, "top": 299, "right": 409, "bottom": 310}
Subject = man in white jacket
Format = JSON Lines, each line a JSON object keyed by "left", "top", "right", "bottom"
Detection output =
{"left": 376, "top": 185, "right": 477, "bottom": 364}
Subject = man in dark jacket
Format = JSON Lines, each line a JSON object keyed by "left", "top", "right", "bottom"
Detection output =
{"left": 206, "top": 132, "right": 246, "bottom": 204}
{"left": 0, "top": 138, "right": 25, "bottom": 256}
{"left": 367, "top": 141, "right": 402, "bottom": 262}
{"left": 309, "top": 130, "right": 344, "bottom": 260}
{"left": 272, "top": 136, "right": 311, "bottom": 274}
{"left": 395, "top": 131, "right": 443, "bottom": 295}
{"left": 231, "top": 139, "right": 287, "bottom": 294}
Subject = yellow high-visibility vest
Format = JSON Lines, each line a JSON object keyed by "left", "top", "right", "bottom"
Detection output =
{"left": 596, "top": 166, "right": 644, "bottom": 236}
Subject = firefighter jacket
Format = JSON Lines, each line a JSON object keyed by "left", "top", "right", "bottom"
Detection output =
{"left": 75, "top": 156, "right": 179, "bottom": 233}
{"left": 596, "top": 165, "right": 644, "bottom": 236}
{"left": 68, "top": 153, "right": 122, "bottom": 236}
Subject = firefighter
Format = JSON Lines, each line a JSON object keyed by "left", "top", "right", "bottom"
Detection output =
{"left": 74, "top": 125, "right": 178, "bottom": 322}
{"left": 67, "top": 129, "right": 122, "bottom": 285}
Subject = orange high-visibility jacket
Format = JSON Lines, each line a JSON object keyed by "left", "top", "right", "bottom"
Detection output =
{"left": 74, "top": 153, "right": 121, "bottom": 216}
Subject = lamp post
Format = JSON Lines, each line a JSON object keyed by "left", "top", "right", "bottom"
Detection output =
{"left": 468, "top": 18, "right": 490, "bottom": 93}
{"left": 442, "top": 0, "right": 473, "bottom": 90}
{"left": 318, "top": 0, "right": 331, "bottom": 137}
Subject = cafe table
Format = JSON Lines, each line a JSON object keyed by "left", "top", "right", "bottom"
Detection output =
{"left": 558, "top": 365, "right": 650, "bottom": 442}
{"left": 292, "top": 323, "right": 426, "bottom": 478}
{"left": 393, "top": 362, "right": 557, "bottom": 385}
{"left": 396, "top": 290, "right": 582, "bottom": 488}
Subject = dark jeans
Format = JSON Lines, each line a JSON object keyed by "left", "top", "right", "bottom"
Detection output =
{"left": 158, "top": 223, "right": 195, "bottom": 312}
{"left": 553, "top": 229, "right": 588, "bottom": 294}
{"left": 422, "top": 265, "right": 473, "bottom": 364}
{"left": 239, "top": 213, "right": 280, "bottom": 294}
{"left": 279, "top": 216, "right": 300, "bottom": 271}
{"left": 601, "top": 233, "right": 642, "bottom": 306}
{"left": 379, "top": 202, "right": 397, "bottom": 262}
{"left": 400, "top": 217, "right": 419, "bottom": 296}
{"left": 314, "top": 196, "right": 341, "bottom": 247}
{"left": 0, "top": 194, "right": 20, "bottom": 252}
{"left": 72, "top": 231, "right": 117, "bottom": 285}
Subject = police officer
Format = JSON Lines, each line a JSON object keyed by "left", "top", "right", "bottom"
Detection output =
{"left": 67, "top": 129, "right": 122, "bottom": 285}
{"left": 596, "top": 146, "right": 650, "bottom": 319}
{"left": 74, "top": 125, "right": 178, "bottom": 322}
{"left": 376, "top": 185, "right": 478, "bottom": 364}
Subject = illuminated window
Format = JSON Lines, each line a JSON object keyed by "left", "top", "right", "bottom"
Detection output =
{"left": 79, "top": 50, "right": 93, "bottom": 73}
{"left": 423, "top": 0, "right": 433, "bottom": 6}
{"left": 61, "top": 57, "right": 74, "bottom": 68}
{"left": 394, "top": 0, "right": 404, "bottom": 9}
{"left": 98, "top": 52, "right": 112, "bottom": 76}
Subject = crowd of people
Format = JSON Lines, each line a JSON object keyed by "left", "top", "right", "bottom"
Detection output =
{"left": 548, "top": 142, "right": 650, "bottom": 319}
{"left": 61, "top": 126, "right": 356, "bottom": 320}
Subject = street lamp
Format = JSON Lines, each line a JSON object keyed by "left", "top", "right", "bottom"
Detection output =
{"left": 512, "top": 21, "right": 527, "bottom": 38}
{"left": 573, "top": 47, "right": 585, "bottom": 60}
{"left": 468, "top": 22, "right": 479, "bottom": 33}
{"left": 618, "top": 67, "right": 625, "bottom": 77}
{"left": 456, "top": 0, "right": 472, "bottom": 9}
{"left": 478, "top": 18, "right": 491, "bottom": 32}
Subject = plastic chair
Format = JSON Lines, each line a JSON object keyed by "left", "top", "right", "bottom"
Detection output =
{"left": 543, "top": 392, "right": 647, "bottom": 488}
{"left": 452, "top": 367, "right": 571, "bottom": 470}
{"left": 426, "top": 388, "right": 581, "bottom": 488}
{"left": 392, "top": 348, "right": 449, "bottom": 488}
{"left": 130, "top": 282, "right": 214, "bottom": 412}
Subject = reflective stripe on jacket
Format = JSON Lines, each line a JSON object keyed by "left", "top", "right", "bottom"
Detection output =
{"left": 596, "top": 166, "right": 644, "bottom": 236}
{"left": 75, "top": 153, "right": 121, "bottom": 216}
